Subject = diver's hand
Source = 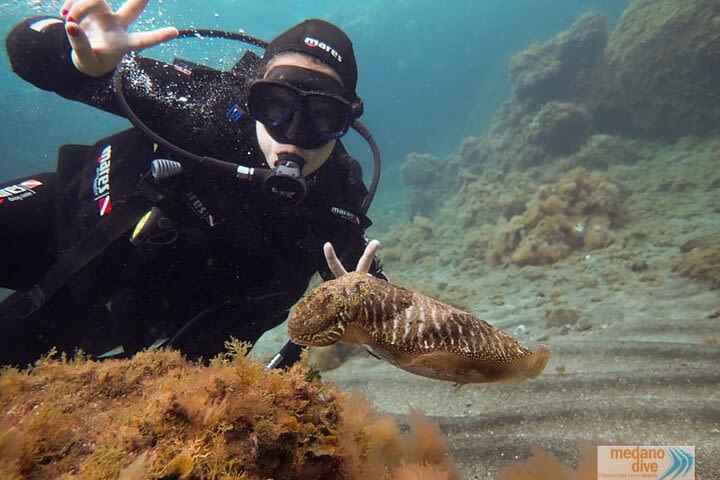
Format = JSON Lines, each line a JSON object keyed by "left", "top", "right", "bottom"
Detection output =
{"left": 61, "top": 0, "right": 178, "bottom": 77}
{"left": 324, "top": 240, "right": 380, "bottom": 278}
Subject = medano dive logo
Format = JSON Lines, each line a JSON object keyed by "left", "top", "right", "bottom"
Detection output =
{"left": 598, "top": 446, "right": 695, "bottom": 479}
{"left": 93, "top": 145, "right": 113, "bottom": 216}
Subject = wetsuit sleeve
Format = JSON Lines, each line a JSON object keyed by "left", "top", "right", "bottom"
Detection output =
{"left": 6, "top": 17, "right": 124, "bottom": 113}
{"left": 5, "top": 17, "right": 256, "bottom": 158}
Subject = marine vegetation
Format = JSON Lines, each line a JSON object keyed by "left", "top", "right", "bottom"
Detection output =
{"left": 495, "top": 441, "right": 598, "bottom": 480}
{"left": 676, "top": 231, "right": 720, "bottom": 290}
{"left": 486, "top": 167, "right": 625, "bottom": 266}
{"left": 0, "top": 341, "right": 459, "bottom": 480}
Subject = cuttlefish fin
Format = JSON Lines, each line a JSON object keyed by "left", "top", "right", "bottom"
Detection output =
{"left": 406, "top": 343, "right": 552, "bottom": 385}
{"left": 501, "top": 343, "right": 552, "bottom": 384}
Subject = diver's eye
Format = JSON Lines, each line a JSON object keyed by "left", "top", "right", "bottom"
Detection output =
{"left": 344, "top": 284, "right": 361, "bottom": 297}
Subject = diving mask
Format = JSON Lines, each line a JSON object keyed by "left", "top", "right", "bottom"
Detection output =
{"left": 248, "top": 65, "right": 355, "bottom": 149}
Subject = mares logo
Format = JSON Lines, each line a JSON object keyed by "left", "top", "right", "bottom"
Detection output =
{"left": 0, "top": 179, "right": 43, "bottom": 204}
{"left": 92, "top": 145, "right": 113, "bottom": 216}
{"left": 330, "top": 206, "right": 360, "bottom": 225}
{"left": 186, "top": 192, "right": 217, "bottom": 227}
{"left": 304, "top": 37, "right": 342, "bottom": 62}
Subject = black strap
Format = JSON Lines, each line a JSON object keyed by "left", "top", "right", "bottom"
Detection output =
{"left": 0, "top": 194, "right": 150, "bottom": 323}
{"left": 265, "top": 340, "right": 303, "bottom": 370}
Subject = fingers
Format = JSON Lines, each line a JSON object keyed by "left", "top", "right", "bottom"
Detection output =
{"left": 356, "top": 239, "right": 379, "bottom": 273}
{"left": 65, "top": 19, "right": 92, "bottom": 58}
{"left": 127, "top": 27, "right": 179, "bottom": 51}
{"left": 60, "top": 0, "right": 81, "bottom": 16}
{"left": 66, "top": 0, "right": 112, "bottom": 24}
{"left": 324, "top": 242, "right": 348, "bottom": 279}
{"left": 117, "top": 0, "right": 149, "bottom": 29}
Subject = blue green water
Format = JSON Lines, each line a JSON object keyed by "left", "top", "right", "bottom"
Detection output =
{"left": 0, "top": 0, "right": 629, "bottom": 183}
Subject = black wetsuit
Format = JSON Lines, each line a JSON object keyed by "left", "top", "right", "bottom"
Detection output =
{"left": 0, "top": 17, "right": 382, "bottom": 365}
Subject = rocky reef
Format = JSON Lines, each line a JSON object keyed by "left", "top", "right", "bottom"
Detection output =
{"left": 397, "top": 0, "right": 720, "bottom": 181}
{"left": 509, "top": 12, "right": 608, "bottom": 106}
{"left": 390, "top": 0, "right": 720, "bottom": 308}
{"left": 602, "top": 0, "right": 720, "bottom": 137}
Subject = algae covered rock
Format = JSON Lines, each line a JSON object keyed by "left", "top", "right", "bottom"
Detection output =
{"left": 603, "top": 0, "right": 720, "bottom": 137}
{"left": 0, "top": 343, "right": 459, "bottom": 480}
{"left": 510, "top": 12, "right": 608, "bottom": 104}
{"left": 676, "top": 232, "right": 720, "bottom": 290}
{"left": 569, "top": 134, "right": 644, "bottom": 170}
{"left": 486, "top": 168, "right": 626, "bottom": 266}
{"left": 528, "top": 101, "right": 592, "bottom": 155}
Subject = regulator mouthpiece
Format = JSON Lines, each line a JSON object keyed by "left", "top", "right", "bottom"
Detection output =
{"left": 263, "top": 153, "right": 307, "bottom": 206}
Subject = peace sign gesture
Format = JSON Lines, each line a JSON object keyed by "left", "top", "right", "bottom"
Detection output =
{"left": 323, "top": 239, "right": 380, "bottom": 278}
{"left": 61, "top": 0, "right": 178, "bottom": 77}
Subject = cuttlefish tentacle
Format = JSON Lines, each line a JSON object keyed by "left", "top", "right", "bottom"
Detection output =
{"left": 288, "top": 271, "right": 551, "bottom": 385}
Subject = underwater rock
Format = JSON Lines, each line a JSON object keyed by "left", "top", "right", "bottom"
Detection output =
{"left": 452, "top": 170, "right": 534, "bottom": 228}
{"left": 400, "top": 152, "right": 456, "bottom": 218}
{"left": 544, "top": 308, "right": 582, "bottom": 329}
{"left": 486, "top": 168, "right": 626, "bottom": 266}
{"left": 400, "top": 153, "right": 443, "bottom": 188}
{"left": 510, "top": 12, "right": 608, "bottom": 104}
{"left": 569, "top": 134, "right": 644, "bottom": 170}
{"left": 603, "top": 0, "right": 720, "bottom": 137}
{"left": 0, "top": 344, "right": 460, "bottom": 479}
{"left": 676, "top": 232, "right": 720, "bottom": 290}
{"left": 382, "top": 215, "right": 437, "bottom": 268}
{"left": 528, "top": 102, "right": 592, "bottom": 155}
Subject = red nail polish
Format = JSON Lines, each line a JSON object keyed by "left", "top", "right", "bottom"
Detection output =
{"left": 61, "top": 9, "right": 68, "bottom": 16}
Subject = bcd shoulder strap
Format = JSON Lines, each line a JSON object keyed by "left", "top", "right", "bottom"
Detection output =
{"left": 0, "top": 193, "right": 150, "bottom": 326}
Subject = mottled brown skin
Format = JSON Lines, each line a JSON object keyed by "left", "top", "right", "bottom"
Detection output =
{"left": 288, "top": 272, "right": 551, "bottom": 385}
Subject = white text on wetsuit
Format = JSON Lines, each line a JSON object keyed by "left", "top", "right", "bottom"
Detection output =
{"left": 93, "top": 145, "right": 112, "bottom": 200}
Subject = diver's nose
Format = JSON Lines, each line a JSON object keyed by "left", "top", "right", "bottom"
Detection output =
{"left": 282, "top": 109, "right": 305, "bottom": 144}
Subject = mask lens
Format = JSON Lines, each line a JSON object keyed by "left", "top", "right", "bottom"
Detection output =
{"left": 307, "top": 95, "right": 351, "bottom": 137}
{"left": 249, "top": 77, "right": 353, "bottom": 148}
{"left": 248, "top": 82, "right": 298, "bottom": 126}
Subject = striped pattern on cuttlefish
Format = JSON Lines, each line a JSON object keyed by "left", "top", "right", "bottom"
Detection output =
{"left": 288, "top": 270, "right": 551, "bottom": 386}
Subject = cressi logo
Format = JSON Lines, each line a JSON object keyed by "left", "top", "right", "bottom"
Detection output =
{"left": 0, "top": 179, "right": 44, "bottom": 204}
{"left": 304, "top": 37, "right": 342, "bottom": 62}
{"left": 598, "top": 445, "right": 695, "bottom": 479}
{"left": 92, "top": 145, "right": 113, "bottom": 216}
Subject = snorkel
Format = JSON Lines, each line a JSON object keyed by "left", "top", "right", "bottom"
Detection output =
{"left": 113, "top": 28, "right": 381, "bottom": 212}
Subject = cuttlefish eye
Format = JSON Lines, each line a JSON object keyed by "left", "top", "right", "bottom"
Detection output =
{"left": 344, "top": 283, "right": 361, "bottom": 297}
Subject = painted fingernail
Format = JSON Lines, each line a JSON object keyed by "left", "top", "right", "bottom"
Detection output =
{"left": 61, "top": 9, "right": 68, "bottom": 16}
{"left": 67, "top": 17, "right": 75, "bottom": 23}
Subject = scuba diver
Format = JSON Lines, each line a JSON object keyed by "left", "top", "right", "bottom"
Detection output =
{"left": 0, "top": 0, "right": 386, "bottom": 367}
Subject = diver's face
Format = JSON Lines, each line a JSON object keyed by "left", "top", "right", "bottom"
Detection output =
{"left": 256, "top": 122, "right": 336, "bottom": 176}
{"left": 256, "top": 53, "right": 343, "bottom": 176}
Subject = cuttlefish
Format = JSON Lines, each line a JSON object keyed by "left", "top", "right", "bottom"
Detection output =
{"left": 288, "top": 241, "right": 551, "bottom": 385}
